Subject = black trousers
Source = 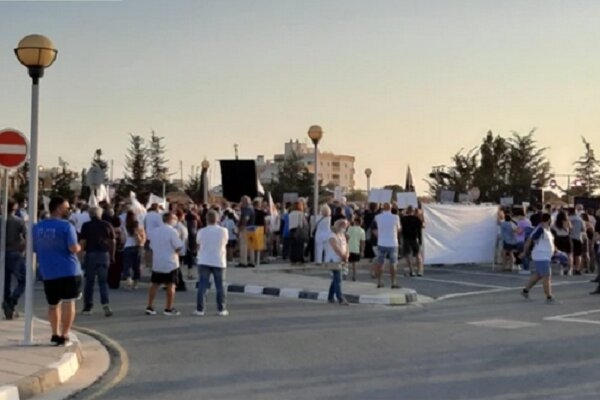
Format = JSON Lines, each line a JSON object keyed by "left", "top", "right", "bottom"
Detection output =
{"left": 289, "top": 237, "right": 305, "bottom": 263}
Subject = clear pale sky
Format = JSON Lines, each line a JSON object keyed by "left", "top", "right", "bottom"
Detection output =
{"left": 1, "top": 0, "right": 599, "bottom": 193}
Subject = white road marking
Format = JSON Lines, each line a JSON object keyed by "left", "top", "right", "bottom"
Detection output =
{"left": 545, "top": 309, "right": 600, "bottom": 325}
{"left": 468, "top": 319, "right": 539, "bottom": 329}
{"left": 416, "top": 277, "right": 511, "bottom": 289}
{"left": 437, "top": 288, "right": 514, "bottom": 301}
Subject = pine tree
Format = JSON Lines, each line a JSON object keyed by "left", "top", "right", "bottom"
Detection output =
{"left": 263, "top": 152, "right": 313, "bottom": 203}
{"left": 474, "top": 131, "right": 509, "bottom": 202}
{"left": 121, "top": 134, "right": 148, "bottom": 195}
{"left": 184, "top": 171, "right": 202, "bottom": 203}
{"left": 573, "top": 136, "right": 600, "bottom": 196}
{"left": 507, "top": 129, "right": 552, "bottom": 203}
{"left": 146, "top": 130, "right": 175, "bottom": 195}
{"left": 51, "top": 161, "right": 77, "bottom": 201}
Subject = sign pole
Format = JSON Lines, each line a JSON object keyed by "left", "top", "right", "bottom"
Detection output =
{"left": 0, "top": 170, "right": 7, "bottom": 314}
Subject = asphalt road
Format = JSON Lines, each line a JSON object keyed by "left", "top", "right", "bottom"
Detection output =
{"left": 32, "top": 266, "right": 600, "bottom": 400}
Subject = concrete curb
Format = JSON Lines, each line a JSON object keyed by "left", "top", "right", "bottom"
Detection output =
{"left": 226, "top": 283, "right": 419, "bottom": 305}
{"left": 0, "top": 332, "right": 83, "bottom": 400}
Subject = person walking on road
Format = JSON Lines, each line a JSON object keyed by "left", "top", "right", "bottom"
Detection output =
{"left": 33, "top": 196, "right": 83, "bottom": 346}
{"left": 80, "top": 206, "right": 116, "bottom": 317}
{"left": 325, "top": 219, "right": 350, "bottom": 305}
{"left": 2, "top": 200, "right": 27, "bottom": 320}
{"left": 521, "top": 213, "right": 556, "bottom": 304}
{"left": 146, "top": 212, "right": 184, "bottom": 316}
{"left": 372, "top": 203, "right": 401, "bottom": 289}
{"left": 121, "top": 210, "right": 146, "bottom": 290}
{"left": 194, "top": 210, "right": 229, "bottom": 316}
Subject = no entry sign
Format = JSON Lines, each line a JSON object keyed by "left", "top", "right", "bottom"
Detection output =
{"left": 0, "top": 129, "right": 28, "bottom": 169}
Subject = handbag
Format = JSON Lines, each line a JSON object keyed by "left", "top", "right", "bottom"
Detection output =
{"left": 293, "top": 213, "right": 309, "bottom": 241}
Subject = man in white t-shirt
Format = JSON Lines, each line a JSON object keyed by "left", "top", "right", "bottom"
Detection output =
{"left": 145, "top": 212, "right": 183, "bottom": 316}
{"left": 194, "top": 210, "right": 229, "bottom": 316}
{"left": 372, "top": 203, "right": 401, "bottom": 289}
{"left": 144, "top": 203, "right": 163, "bottom": 270}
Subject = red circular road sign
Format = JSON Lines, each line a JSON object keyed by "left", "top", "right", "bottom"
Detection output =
{"left": 0, "top": 129, "right": 28, "bottom": 169}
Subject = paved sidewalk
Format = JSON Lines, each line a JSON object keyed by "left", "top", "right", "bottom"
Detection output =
{"left": 223, "top": 263, "right": 425, "bottom": 305}
{"left": 0, "top": 320, "right": 82, "bottom": 400}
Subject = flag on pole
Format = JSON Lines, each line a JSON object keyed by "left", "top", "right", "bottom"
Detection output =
{"left": 405, "top": 164, "right": 415, "bottom": 192}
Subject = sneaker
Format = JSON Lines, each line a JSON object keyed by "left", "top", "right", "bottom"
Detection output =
{"left": 247, "top": 264, "right": 256, "bottom": 268}
{"left": 518, "top": 269, "right": 530, "bottom": 275}
{"left": 590, "top": 290, "right": 600, "bottom": 295}
{"left": 377, "top": 283, "right": 384, "bottom": 289}
{"left": 218, "top": 310, "right": 229, "bottom": 317}
{"left": 2, "top": 301, "right": 14, "bottom": 320}
{"left": 192, "top": 310, "right": 205, "bottom": 316}
{"left": 521, "top": 290, "right": 530, "bottom": 300}
{"left": 81, "top": 308, "right": 93, "bottom": 316}
{"left": 55, "top": 336, "right": 70, "bottom": 347}
{"left": 50, "top": 334, "right": 62, "bottom": 345}
{"left": 145, "top": 307, "right": 157, "bottom": 315}
{"left": 103, "top": 305, "right": 113, "bottom": 317}
{"left": 163, "top": 308, "right": 181, "bottom": 316}
{"left": 125, "top": 277, "right": 133, "bottom": 289}
{"left": 339, "top": 299, "right": 350, "bottom": 306}
{"left": 391, "top": 284, "right": 401, "bottom": 289}
{"left": 546, "top": 297, "right": 556, "bottom": 304}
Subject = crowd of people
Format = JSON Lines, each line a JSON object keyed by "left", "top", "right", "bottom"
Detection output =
{"left": 498, "top": 203, "right": 600, "bottom": 303}
{"left": 3, "top": 192, "right": 600, "bottom": 345}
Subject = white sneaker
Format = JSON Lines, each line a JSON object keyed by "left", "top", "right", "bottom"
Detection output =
{"left": 192, "top": 310, "right": 205, "bottom": 316}
{"left": 518, "top": 270, "right": 531, "bottom": 275}
{"left": 218, "top": 310, "right": 229, "bottom": 317}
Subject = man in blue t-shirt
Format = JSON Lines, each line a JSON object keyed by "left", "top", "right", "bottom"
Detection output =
{"left": 33, "top": 197, "right": 82, "bottom": 346}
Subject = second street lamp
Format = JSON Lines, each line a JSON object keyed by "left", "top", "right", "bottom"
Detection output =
{"left": 365, "top": 168, "right": 372, "bottom": 198}
{"left": 14, "top": 34, "right": 58, "bottom": 345}
{"left": 307, "top": 125, "right": 323, "bottom": 219}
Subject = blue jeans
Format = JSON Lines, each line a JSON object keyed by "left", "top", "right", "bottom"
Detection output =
{"left": 197, "top": 265, "right": 226, "bottom": 312}
{"left": 83, "top": 251, "right": 110, "bottom": 308}
{"left": 122, "top": 246, "right": 142, "bottom": 280}
{"left": 3, "top": 251, "right": 26, "bottom": 307}
{"left": 328, "top": 270, "right": 343, "bottom": 302}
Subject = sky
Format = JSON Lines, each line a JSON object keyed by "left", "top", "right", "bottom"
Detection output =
{"left": 1, "top": 0, "right": 599, "bottom": 194}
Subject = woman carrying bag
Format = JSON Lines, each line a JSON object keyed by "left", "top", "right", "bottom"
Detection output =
{"left": 288, "top": 201, "right": 309, "bottom": 265}
{"left": 325, "top": 219, "right": 350, "bottom": 305}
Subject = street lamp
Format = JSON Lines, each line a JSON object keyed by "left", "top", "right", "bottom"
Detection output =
{"left": 15, "top": 34, "right": 57, "bottom": 345}
{"left": 307, "top": 125, "right": 323, "bottom": 218}
{"left": 200, "top": 158, "right": 210, "bottom": 204}
{"left": 365, "top": 168, "right": 372, "bottom": 198}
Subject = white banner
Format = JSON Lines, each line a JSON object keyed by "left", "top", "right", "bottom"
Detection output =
{"left": 396, "top": 192, "right": 418, "bottom": 209}
{"left": 368, "top": 189, "right": 392, "bottom": 203}
{"left": 423, "top": 204, "right": 498, "bottom": 265}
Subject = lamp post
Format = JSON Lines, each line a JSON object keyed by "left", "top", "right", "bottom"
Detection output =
{"left": 200, "top": 158, "right": 210, "bottom": 204}
{"left": 307, "top": 125, "right": 323, "bottom": 218}
{"left": 365, "top": 168, "right": 372, "bottom": 199}
{"left": 14, "top": 34, "right": 57, "bottom": 344}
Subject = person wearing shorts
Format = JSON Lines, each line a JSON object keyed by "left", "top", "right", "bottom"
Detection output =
{"left": 346, "top": 216, "right": 365, "bottom": 281}
{"left": 146, "top": 212, "right": 184, "bottom": 316}
{"left": 401, "top": 206, "right": 424, "bottom": 277}
{"left": 33, "top": 197, "right": 82, "bottom": 346}
{"left": 521, "top": 213, "right": 556, "bottom": 303}
{"left": 372, "top": 203, "right": 401, "bottom": 289}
